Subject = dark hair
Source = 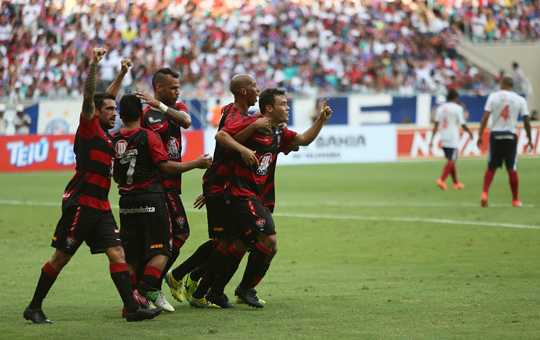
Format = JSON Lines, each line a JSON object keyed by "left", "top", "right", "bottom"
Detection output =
{"left": 119, "top": 94, "right": 142, "bottom": 123}
{"left": 258, "top": 88, "right": 286, "bottom": 113}
{"left": 512, "top": 62, "right": 519, "bottom": 69}
{"left": 152, "top": 67, "right": 179, "bottom": 89}
{"left": 446, "top": 88, "right": 459, "bottom": 102}
{"left": 94, "top": 92, "right": 116, "bottom": 110}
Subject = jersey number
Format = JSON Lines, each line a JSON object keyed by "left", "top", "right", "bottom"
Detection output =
{"left": 500, "top": 105, "right": 509, "bottom": 121}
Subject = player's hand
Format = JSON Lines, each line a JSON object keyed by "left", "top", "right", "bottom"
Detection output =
{"left": 120, "top": 58, "right": 132, "bottom": 72}
{"left": 193, "top": 194, "right": 206, "bottom": 209}
{"left": 527, "top": 140, "right": 534, "bottom": 153}
{"left": 196, "top": 154, "right": 212, "bottom": 169}
{"left": 240, "top": 147, "right": 258, "bottom": 167}
{"left": 253, "top": 117, "right": 272, "bottom": 132}
{"left": 92, "top": 47, "right": 107, "bottom": 63}
{"left": 477, "top": 137, "right": 483, "bottom": 148}
{"left": 318, "top": 99, "right": 332, "bottom": 122}
{"left": 134, "top": 91, "right": 160, "bottom": 108}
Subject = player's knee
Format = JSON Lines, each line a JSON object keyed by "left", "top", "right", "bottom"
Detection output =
{"left": 106, "top": 246, "right": 126, "bottom": 264}
{"left": 50, "top": 250, "right": 72, "bottom": 269}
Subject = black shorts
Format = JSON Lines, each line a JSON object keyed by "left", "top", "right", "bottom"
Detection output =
{"left": 164, "top": 191, "right": 190, "bottom": 250}
{"left": 442, "top": 147, "right": 458, "bottom": 161}
{"left": 119, "top": 193, "right": 172, "bottom": 265}
{"left": 488, "top": 132, "right": 518, "bottom": 170}
{"left": 232, "top": 197, "right": 275, "bottom": 247}
{"left": 51, "top": 205, "right": 121, "bottom": 255}
{"left": 206, "top": 195, "right": 235, "bottom": 240}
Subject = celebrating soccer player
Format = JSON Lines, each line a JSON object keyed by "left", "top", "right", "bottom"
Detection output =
{"left": 112, "top": 94, "right": 211, "bottom": 313}
{"left": 134, "top": 68, "right": 195, "bottom": 312}
{"left": 477, "top": 76, "right": 533, "bottom": 207}
{"left": 23, "top": 48, "right": 161, "bottom": 323}
{"left": 429, "top": 89, "right": 473, "bottom": 190}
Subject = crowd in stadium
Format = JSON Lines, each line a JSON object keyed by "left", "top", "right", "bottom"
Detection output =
{"left": 1, "top": 0, "right": 539, "bottom": 101}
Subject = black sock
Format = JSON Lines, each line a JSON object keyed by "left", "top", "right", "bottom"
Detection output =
{"left": 109, "top": 263, "right": 138, "bottom": 312}
{"left": 159, "top": 248, "right": 179, "bottom": 290}
{"left": 29, "top": 262, "right": 60, "bottom": 309}
{"left": 138, "top": 265, "right": 162, "bottom": 296}
{"left": 210, "top": 245, "right": 245, "bottom": 296}
{"left": 192, "top": 243, "right": 228, "bottom": 299}
{"left": 171, "top": 240, "right": 215, "bottom": 281}
{"left": 238, "top": 249, "right": 273, "bottom": 290}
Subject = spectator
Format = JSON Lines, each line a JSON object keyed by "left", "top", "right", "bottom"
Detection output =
{"left": 14, "top": 104, "right": 32, "bottom": 135}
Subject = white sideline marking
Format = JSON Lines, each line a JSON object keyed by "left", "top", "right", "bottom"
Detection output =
{"left": 279, "top": 201, "right": 536, "bottom": 208}
{"left": 0, "top": 199, "right": 538, "bottom": 230}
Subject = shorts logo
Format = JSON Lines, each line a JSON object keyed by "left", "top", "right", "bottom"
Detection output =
{"left": 115, "top": 139, "right": 128, "bottom": 157}
{"left": 150, "top": 243, "right": 164, "bottom": 249}
{"left": 256, "top": 218, "right": 266, "bottom": 227}
{"left": 256, "top": 153, "right": 273, "bottom": 176}
{"left": 176, "top": 216, "right": 186, "bottom": 226}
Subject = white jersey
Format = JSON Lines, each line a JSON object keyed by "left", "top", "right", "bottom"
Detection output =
{"left": 435, "top": 102, "right": 465, "bottom": 148}
{"left": 484, "top": 90, "right": 528, "bottom": 133}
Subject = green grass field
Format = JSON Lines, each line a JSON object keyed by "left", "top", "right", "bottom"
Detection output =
{"left": 1, "top": 159, "right": 539, "bottom": 339}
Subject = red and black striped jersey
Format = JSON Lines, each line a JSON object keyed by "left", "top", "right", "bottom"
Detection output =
{"left": 202, "top": 103, "right": 259, "bottom": 197}
{"left": 142, "top": 102, "right": 188, "bottom": 193}
{"left": 224, "top": 123, "right": 297, "bottom": 202}
{"left": 111, "top": 127, "right": 169, "bottom": 195}
{"left": 62, "top": 115, "right": 114, "bottom": 211}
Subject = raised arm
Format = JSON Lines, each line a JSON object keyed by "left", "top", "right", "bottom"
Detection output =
{"left": 135, "top": 91, "right": 191, "bottom": 128}
{"left": 106, "top": 58, "right": 132, "bottom": 98}
{"left": 81, "top": 47, "right": 106, "bottom": 120}
{"left": 292, "top": 101, "right": 332, "bottom": 146}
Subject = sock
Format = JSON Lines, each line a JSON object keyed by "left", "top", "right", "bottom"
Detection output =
{"left": 238, "top": 244, "right": 274, "bottom": 290}
{"left": 440, "top": 161, "right": 452, "bottom": 181}
{"left": 482, "top": 168, "right": 496, "bottom": 193}
{"left": 138, "top": 265, "right": 162, "bottom": 296}
{"left": 110, "top": 263, "right": 138, "bottom": 312}
{"left": 210, "top": 244, "right": 245, "bottom": 296}
{"left": 192, "top": 242, "right": 228, "bottom": 299}
{"left": 508, "top": 170, "right": 519, "bottom": 200}
{"left": 159, "top": 248, "right": 179, "bottom": 290}
{"left": 449, "top": 161, "right": 458, "bottom": 183}
{"left": 29, "top": 262, "right": 60, "bottom": 309}
{"left": 171, "top": 239, "right": 215, "bottom": 281}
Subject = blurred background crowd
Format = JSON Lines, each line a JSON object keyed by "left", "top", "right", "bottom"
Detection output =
{"left": 1, "top": 0, "right": 539, "bottom": 102}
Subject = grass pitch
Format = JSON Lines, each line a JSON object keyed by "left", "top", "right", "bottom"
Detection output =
{"left": 1, "top": 158, "right": 539, "bottom": 339}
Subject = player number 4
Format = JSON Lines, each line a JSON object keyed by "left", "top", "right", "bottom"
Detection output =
{"left": 500, "top": 105, "right": 509, "bottom": 121}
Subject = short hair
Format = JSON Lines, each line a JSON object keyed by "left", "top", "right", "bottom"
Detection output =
{"left": 512, "top": 62, "right": 519, "bottom": 69}
{"left": 501, "top": 76, "right": 514, "bottom": 88}
{"left": 119, "top": 94, "right": 142, "bottom": 123}
{"left": 258, "top": 88, "right": 286, "bottom": 114}
{"left": 152, "top": 68, "right": 179, "bottom": 90}
{"left": 446, "top": 88, "right": 459, "bottom": 102}
{"left": 94, "top": 92, "right": 115, "bottom": 110}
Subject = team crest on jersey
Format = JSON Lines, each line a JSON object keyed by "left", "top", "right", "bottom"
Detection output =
{"left": 168, "top": 137, "right": 180, "bottom": 159}
{"left": 256, "top": 153, "right": 273, "bottom": 176}
{"left": 115, "top": 140, "right": 128, "bottom": 157}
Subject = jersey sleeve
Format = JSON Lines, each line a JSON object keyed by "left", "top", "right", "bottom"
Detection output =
{"left": 458, "top": 106, "right": 465, "bottom": 125}
{"left": 146, "top": 130, "right": 169, "bottom": 164}
{"left": 222, "top": 114, "right": 257, "bottom": 136}
{"left": 279, "top": 127, "right": 298, "bottom": 153}
{"left": 484, "top": 94, "right": 494, "bottom": 112}
{"left": 78, "top": 114, "right": 99, "bottom": 139}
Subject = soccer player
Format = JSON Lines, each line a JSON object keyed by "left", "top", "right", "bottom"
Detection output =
{"left": 477, "top": 76, "right": 533, "bottom": 207}
{"left": 429, "top": 89, "right": 473, "bottom": 190}
{"left": 23, "top": 48, "right": 161, "bottom": 324}
{"left": 166, "top": 74, "right": 269, "bottom": 308}
{"left": 134, "top": 68, "right": 193, "bottom": 312}
{"left": 112, "top": 94, "right": 212, "bottom": 312}
{"left": 206, "top": 88, "right": 332, "bottom": 308}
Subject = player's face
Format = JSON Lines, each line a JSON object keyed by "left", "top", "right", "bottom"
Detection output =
{"left": 244, "top": 79, "right": 259, "bottom": 106}
{"left": 157, "top": 76, "right": 181, "bottom": 105}
{"left": 98, "top": 99, "right": 117, "bottom": 129}
{"left": 268, "top": 95, "right": 289, "bottom": 124}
